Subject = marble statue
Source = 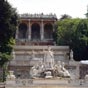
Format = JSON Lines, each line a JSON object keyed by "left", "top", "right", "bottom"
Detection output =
{"left": 30, "top": 65, "right": 39, "bottom": 78}
{"left": 53, "top": 61, "right": 70, "bottom": 77}
{"left": 61, "top": 62, "right": 70, "bottom": 77}
{"left": 70, "top": 50, "right": 74, "bottom": 61}
{"left": 30, "top": 62, "right": 45, "bottom": 78}
{"left": 7, "top": 71, "right": 16, "bottom": 80}
{"left": 30, "top": 47, "right": 70, "bottom": 78}
{"left": 44, "top": 46, "right": 54, "bottom": 70}
{"left": 54, "top": 61, "right": 63, "bottom": 77}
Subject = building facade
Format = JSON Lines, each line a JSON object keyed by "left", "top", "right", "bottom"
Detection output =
{"left": 16, "top": 13, "right": 57, "bottom": 45}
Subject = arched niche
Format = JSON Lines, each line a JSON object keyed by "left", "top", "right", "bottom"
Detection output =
{"left": 18, "top": 23, "right": 28, "bottom": 39}
{"left": 44, "top": 23, "right": 53, "bottom": 39}
{"left": 31, "top": 23, "right": 40, "bottom": 40}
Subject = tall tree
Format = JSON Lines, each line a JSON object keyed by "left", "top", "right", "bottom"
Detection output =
{"left": 73, "top": 19, "right": 88, "bottom": 60}
{"left": 0, "top": 0, "right": 18, "bottom": 66}
{"left": 57, "top": 18, "right": 88, "bottom": 61}
{"left": 60, "top": 14, "right": 72, "bottom": 20}
{"left": 57, "top": 19, "right": 80, "bottom": 46}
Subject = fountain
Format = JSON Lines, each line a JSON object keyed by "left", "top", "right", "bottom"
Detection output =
{"left": 6, "top": 47, "right": 88, "bottom": 88}
{"left": 30, "top": 46, "right": 70, "bottom": 78}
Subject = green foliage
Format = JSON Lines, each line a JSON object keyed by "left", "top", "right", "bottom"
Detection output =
{"left": 57, "top": 18, "right": 88, "bottom": 61}
{"left": 0, "top": 0, "right": 18, "bottom": 66}
{"left": 73, "top": 19, "right": 88, "bottom": 60}
{"left": 0, "top": 53, "right": 12, "bottom": 66}
{"left": 57, "top": 19, "right": 80, "bottom": 45}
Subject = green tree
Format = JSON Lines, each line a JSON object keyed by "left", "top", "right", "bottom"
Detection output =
{"left": 60, "top": 14, "right": 72, "bottom": 20}
{"left": 57, "top": 19, "right": 80, "bottom": 46}
{"left": 73, "top": 19, "right": 88, "bottom": 60}
{"left": 0, "top": 0, "right": 18, "bottom": 81}
{"left": 57, "top": 18, "right": 88, "bottom": 61}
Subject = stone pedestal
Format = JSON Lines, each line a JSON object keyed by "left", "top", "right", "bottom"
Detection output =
{"left": 6, "top": 71, "right": 16, "bottom": 87}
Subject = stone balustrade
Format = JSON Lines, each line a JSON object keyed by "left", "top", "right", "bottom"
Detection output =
{"left": 20, "top": 13, "right": 57, "bottom": 19}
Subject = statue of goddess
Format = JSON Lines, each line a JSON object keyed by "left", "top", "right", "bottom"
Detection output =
{"left": 44, "top": 46, "right": 54, "bottom": 70}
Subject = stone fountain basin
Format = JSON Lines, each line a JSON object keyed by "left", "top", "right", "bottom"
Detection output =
{"left": 15, "top": 78, "right": 70, "bottom": 86}
{"left": 33, "top": 78, "right": 69, "bottom": 85}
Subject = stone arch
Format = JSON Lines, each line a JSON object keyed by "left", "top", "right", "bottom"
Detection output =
{"left": 44, "top": 23, "right": 53, "bottom": 39}
{"left": 31, "top": 23, "right": 40, "bottom": 40}
{"left": 18, "top": 23, "right": 28, "bottom": 39}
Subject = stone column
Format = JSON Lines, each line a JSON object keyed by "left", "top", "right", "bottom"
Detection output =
{"left": 28, "top": 19, "right": 31, "bottom": 40}
{"left": 76, "top": 63, "right": 80, "bottom": 79}
{"left": 53, "top": 23, "right": 55, "bottom": 32}
{"left": 41, "top": 20, "right": 44, "bottom": 40}
{"left": 15, "top": 26, "right": 19, "bottom": 39}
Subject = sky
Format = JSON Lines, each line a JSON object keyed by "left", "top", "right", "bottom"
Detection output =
{"left": 8, "top": 0, "right": 88, "bottom": 19}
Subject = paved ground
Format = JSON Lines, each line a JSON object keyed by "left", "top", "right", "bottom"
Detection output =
{"left": 0, "top": 83, "right": 5, "bottom": 88}
{"left": 1, "top": 84, "right": 88, "bottom": 88}
{"left": 6, "top": 85, "right": 88, "bottom": 88}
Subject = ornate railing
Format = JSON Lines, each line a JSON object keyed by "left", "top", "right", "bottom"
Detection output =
{"left": 20, "top": 13, "right": 57, "bottom": 19}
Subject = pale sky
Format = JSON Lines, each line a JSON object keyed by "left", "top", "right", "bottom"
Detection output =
{"left": 8, "top": 0, "right": 88, "bottom": 19}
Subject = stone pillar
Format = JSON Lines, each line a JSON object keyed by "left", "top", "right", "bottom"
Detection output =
{"left": 15, "top": 26, "right": 19, "bottom": 39}
{"left": 76, "top": 64, "right": 80, "bottom": 79}
{"left": 28, "top": 19, "right": 31, "bottom": 40}
{"left": 53, "top": 23, "right": 55, "bottom": 32}
{"left": 52, "top": 22, "right": 55, "bottom": 40}
{"left": 41, "top": 20, "right": 44, "bottom": 40}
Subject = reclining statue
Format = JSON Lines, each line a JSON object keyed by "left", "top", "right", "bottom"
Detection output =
{"left": 54, "top": 61, "right": 70, "bottom": 78}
